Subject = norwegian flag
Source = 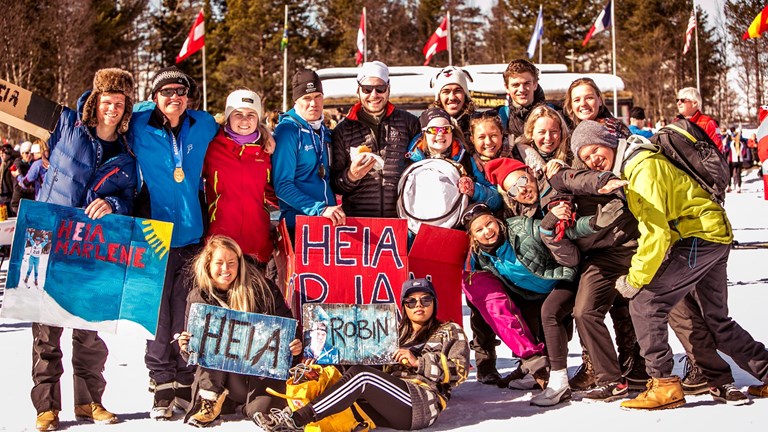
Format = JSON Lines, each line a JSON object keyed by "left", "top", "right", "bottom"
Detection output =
{"left": 176, "top": 9, "right": 205, "bottom": 63}
{"left": 582, "top": 1, "right": 611, "bottom": 47}
{"left": 355, "top": 9, "right": 366, "bottom": 65}
{"left": 423, "top": 15, "right": 448, "bottom": 66}
{"left": 683, "top": 9, "right": 697, "bottom": 55}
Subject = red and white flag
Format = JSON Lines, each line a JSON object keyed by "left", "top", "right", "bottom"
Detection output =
{"left": 423, "top": 16, "right": 448, "bottom": 66}
{"left": 355, "top": 9, "right": 366, "bottom": 65}
{"left": 582, "top": 1, "right": 611, "bottom": 47}
{"left": 176, "top": 9, "right": 205, "bottom": 63}
{"left": 683, "top": 9, "right": 697, "bottom": 55}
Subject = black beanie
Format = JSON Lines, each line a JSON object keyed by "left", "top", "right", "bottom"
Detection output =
{"left": 292, "top": 69, "right": 323, "bottom": 101}
{"left": 419, "top": 107, "right": 451, "bottom": 129}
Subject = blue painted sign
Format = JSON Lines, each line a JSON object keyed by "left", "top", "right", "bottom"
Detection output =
{"left": 302, "top": 303, "right": 398, "bottom": 365}
{"left": 0, "top": 200, "right": 172, "bottom": 336}
{"left": 186, "top": 303, "right": 297, "bottom": 380}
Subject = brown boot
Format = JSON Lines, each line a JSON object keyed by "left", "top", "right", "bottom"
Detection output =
{"left": 75, "top": 402, "right": 118, "bottom": 424}
{"left": 621, "top": 377, "right": 686, "bottom": 410}
{"left": 569, "top": 351, "right": 596, "bottom": 391}
{"left": 35, "top": 410, "right": 59, "bottom": 431}
{"left": 748, "top": 384, "right": 768, "bottom": 398}
{"left": 188, "top": 389, "right": 229, "bottom": 428}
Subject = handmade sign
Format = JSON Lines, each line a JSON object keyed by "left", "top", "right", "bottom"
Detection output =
{"left": 0, "top": 200, "right": 172, "bottom": 336}
{"left": 0, "top": 218, "right": 16, "bottom": 246}
{"left": 293, "top": 216, "right": 409, "bottom": 306}
{"left": 186, "top": 303, "right": 297, "bottom": 380}
{"left": 0, "top": 79, "right": 62, "bottom": 140}
{"left": 302, "top": 303, "right": 398, "bottom": 365}
{"left": 408, "top": 223, "right": 469, "bottom": 324}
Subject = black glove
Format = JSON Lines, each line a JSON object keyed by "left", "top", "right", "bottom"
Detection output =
{"left": 591, "top": 198, "right": 624, "bottom": 229}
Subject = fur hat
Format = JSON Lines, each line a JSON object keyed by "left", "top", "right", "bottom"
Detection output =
{"left": 431, "top": 66, "right": 473, "bottom": 101}
{"left": 484, "top": 157, "right": 528, "bottom": 186}
{"left": 81, "top": 68, "right": 135, "bottom": 135}
{"left": 292, "top": 69, "right": 323, "bottom": 101}
{"left": 225, "top": 89, "right": 263, "bottom": 120}
{"left": 571, "top": 120, "right": 619, "bottom": 161}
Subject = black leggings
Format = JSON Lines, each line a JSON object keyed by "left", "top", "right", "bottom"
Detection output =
{"left": 294, "top": 365, "right": 413, "bottom": 430}
{"left": 730, "top": 162, "right": 742, "bottom": 188}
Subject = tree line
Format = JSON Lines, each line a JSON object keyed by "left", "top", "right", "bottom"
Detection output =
{"left": 1, "top": 0, "right": 765, "bottom": 142}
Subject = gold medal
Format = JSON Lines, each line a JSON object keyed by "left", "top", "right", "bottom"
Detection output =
{"left": 173, "top": 167, "right": 185, "bottom": 183}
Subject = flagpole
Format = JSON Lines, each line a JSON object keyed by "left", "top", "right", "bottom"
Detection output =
{"left": 693, "top": 0, "right": 701, "bottom": 93}
{"left": 538, "top": 5, "right": 543, "bottom": 65}
{"left": 610, "top": 0, "right": 618, "bottom": 117}
{"left": 447, "top": 11, "right": 452, "bottom": 66}
{"left": 363, "top": 7, "right": 367, "bottom": 63}
{"left": 282, "top": 4, "right": 288, "bottom": 112}
{"left": 202, "top": 45, "right": 207, "bottom": 111}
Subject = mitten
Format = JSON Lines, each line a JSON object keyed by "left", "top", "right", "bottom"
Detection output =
{"left": 592, "top": 198, "right": 624, "bottom": 229}
{"left": 615, "top": 275, "right": 640, "bottom": 299}
{"left": 458, "top": 176, "right": 475, "bottom": 196}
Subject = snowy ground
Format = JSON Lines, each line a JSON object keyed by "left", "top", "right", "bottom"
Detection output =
{"left": 1, "top": 171, "right": 768, "bottom": 431}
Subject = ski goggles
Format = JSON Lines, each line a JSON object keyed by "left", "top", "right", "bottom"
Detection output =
{"left": 423, "top": 125, "right": 454, "bottom": 135}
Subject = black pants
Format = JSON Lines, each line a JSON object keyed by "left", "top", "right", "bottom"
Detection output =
{"left": 730, "top": 162, "right": 742, "bottom": 188}
{"left": 31, "top": 324, "right": 108, "bottom": 413}
{"left": 295, "top": 365, "right": 412, "bottom": 430}
{"left": 145, "top": 243, "right": 200, "bottom": 385}
{"left": 541, "top": 281, "right": 577, "bottom": 370}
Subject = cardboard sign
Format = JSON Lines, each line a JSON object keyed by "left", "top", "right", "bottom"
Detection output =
{"left": 294, "top": 216, "right": 409, "bottom": 306}
{"left": 302, "top": 303, "right": 398, "bottom": 365}
{"left": 0, "top": 79, "right": 62, "bottom": 140}
{"left": 0, "top": 200, "right": 172, "bottom": 336}
{"left": 186, "top": 304, "right": 297, "bottom": 380}
{"left": 0, "top": 218, "right": 16, "bottom": 246}
{"left": 408, "top": 223, "right": 469, "bottom": 324}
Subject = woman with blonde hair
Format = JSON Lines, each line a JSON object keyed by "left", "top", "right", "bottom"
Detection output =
{"left": 178, "top": 235, "right": 302, "bottom": 428}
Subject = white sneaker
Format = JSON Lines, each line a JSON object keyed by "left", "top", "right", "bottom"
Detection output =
{"left": 531, "top": 385, "right": 571, "bottom": 407}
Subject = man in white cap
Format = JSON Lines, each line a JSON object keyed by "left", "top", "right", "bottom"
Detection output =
{"left": 330, "top": 61, "right": 420, "bottom": 218}
{"left": 431, "top": 66, "right": 475, "bottom": 139}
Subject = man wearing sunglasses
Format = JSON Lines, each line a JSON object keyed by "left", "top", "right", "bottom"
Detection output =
{"left": 129, "top": 65, "right": 219, "bottom": 419}
{"left": 675, "top": 87, "right": 723, "bottom": 151}
{"left": 331, "top": 61, "right": 420, "bottom": 218}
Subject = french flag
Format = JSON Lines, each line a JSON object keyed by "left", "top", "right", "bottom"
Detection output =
{"left": 582, "top": 1, "right": 611, "bottom": 47}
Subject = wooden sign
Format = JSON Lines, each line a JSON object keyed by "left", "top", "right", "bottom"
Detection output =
{"left": 302, "top": 303, "right": 398, "bottom": 365}
{"left": 186, "top": 303, "right": 297, "bottom": 380}
{"left": 0, "top": 79, "right": 62, "bottom": 140}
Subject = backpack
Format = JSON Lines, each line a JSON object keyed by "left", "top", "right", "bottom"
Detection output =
{"left": 648, "top": 119, "right": 730, "bottom": 204}
{"left": 397, "top": 158, "right": 469, "bottom": 233}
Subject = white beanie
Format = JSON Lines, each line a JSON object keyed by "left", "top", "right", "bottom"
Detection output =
{"left": 20, "top": 141, "right": 32, "bottom": 153}
{"left": 225, "top": 89, "right": 263, "bottom": 120}
{"left": 357, "top": 61, "right": 389, "bottom": 84}
{"left": 431, "top": 67, "right": 473, "bottom": 101}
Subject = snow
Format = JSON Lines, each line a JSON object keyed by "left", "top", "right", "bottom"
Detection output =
{"left": 1, "top": 171, "right": 768, "bottom": 431}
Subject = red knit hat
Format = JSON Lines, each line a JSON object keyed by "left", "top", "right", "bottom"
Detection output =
{"left": 485, "top": 158, "right": 528, "bottom": 186}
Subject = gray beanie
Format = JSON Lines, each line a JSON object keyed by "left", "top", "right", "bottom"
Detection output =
{"left": 571, "top": 120, "right": 619, "bottom": 161}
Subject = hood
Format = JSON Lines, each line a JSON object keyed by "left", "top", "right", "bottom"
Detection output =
{"left": 617, "top": 135, "right": 659, "bottom": 176}
{"left": 76, "top": 91, "right": 91, "bottom": 120}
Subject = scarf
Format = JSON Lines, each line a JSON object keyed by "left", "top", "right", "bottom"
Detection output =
{"left": 225, "top": 124, "right": 261, "bottom": 145}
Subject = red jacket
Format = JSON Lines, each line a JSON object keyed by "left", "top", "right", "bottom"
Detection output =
{"left": 689, "top": 110, "right": 724, "bottom": 151}
{"left": 203, "top": 128, "right": 276, "bottom": 262}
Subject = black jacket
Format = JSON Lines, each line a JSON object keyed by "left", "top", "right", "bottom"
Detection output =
{"left": 331, "top": 102, "right": 420, "bottom": 218}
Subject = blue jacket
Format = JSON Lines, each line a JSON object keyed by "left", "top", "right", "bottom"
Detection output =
{"left": 129, "top": 103, "right": 217, "bottom": 247}
{"left": 39, "top": 91, "right": 137, "bottom": 214}
{"left": 272, "top": 108, "right": 335, "bottom": 228}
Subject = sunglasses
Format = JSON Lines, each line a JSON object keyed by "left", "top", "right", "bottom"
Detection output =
{"left": 424, "top": 125, "right": 453, "bottom": 135}
{"left": 403, "top": 296, "right": 435, "bottom": 309}
{"left": 158, "top": 87, "right": 189, "bottom": 97}
{"left": 676, "top": 98, "right": 691, "bottom": 104}
{"left": 462, "top": 203, "right": 492, "bottom": 226}
{"left": 506, "top": 175, "right": 530, "bottom": 199}
{"left": 470, "top": 109, "right": 499, "bottom": 119}
{"left": 359, "top": 84, "right": 389, "bottom": 95}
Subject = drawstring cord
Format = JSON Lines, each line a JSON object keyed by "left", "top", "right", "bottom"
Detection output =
{"left": 687, "top": 237, "right": 698, "bottom": 269}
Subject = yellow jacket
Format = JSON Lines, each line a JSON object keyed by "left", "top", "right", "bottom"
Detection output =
{"left": 621, "top": 148, "right": 732, "bottom": 288}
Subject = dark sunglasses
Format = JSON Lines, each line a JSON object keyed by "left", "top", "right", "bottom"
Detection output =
{"left": 158, "top": 87, "right": 189, "bottom": 97}
{"left": 359, "top": 84, "right": 389, "bottom": 94}
{"left": 506, "top": 175, "right": 530, "bottom": 199}
{"left": 675, "top": 98, "right": 691, "bottom": 103}
{"left": 403, "top": 296, "right": 435, "bottom": 309}
{"left": 470, "top": 109, "right": 499, "bottom": 119}
{"left": 424, "top": 125, "right": 453, "bottom": 135}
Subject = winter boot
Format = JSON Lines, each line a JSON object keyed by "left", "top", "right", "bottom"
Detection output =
{"left": 679, "top": 356, "right": 709, "bottom": 395}
{"left": 174, "top": 381, "right": 193, "bottom": 412}
{"left": 150, "top": 382, "right": 175, "bottom": 420}
{"left": 473, "top": 347, "right": 501, "bottom": 385}
{"left": 253, "top": 406, "right": 302, "bottom": 432}
{"left": 35, "top": 410, "right": 59, "bottom": 431}
{"left": 74, "top": 402, "right": 118, "bottom": 424}
{"left": 620, "top": 376, "right": 686, "bottom": 410}
{"left": 748, "top": 384, "right": 768, "bottom": 398}
{"left": 188, "top": 389, "right": 229, "bottom": 428}
{"left": 569, "top": 351, "right": 596, "bottom": 391}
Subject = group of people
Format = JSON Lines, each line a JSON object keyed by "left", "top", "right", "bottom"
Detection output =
{"left": 17, "top": 56, "right": 768, "bottom": 432}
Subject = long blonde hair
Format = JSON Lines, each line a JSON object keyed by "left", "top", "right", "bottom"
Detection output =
{"left": 192, "top": 235, "right": 274, "bottom": 314}
{"left": 523, "top": 105, "right": 570, "bottom": 162}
